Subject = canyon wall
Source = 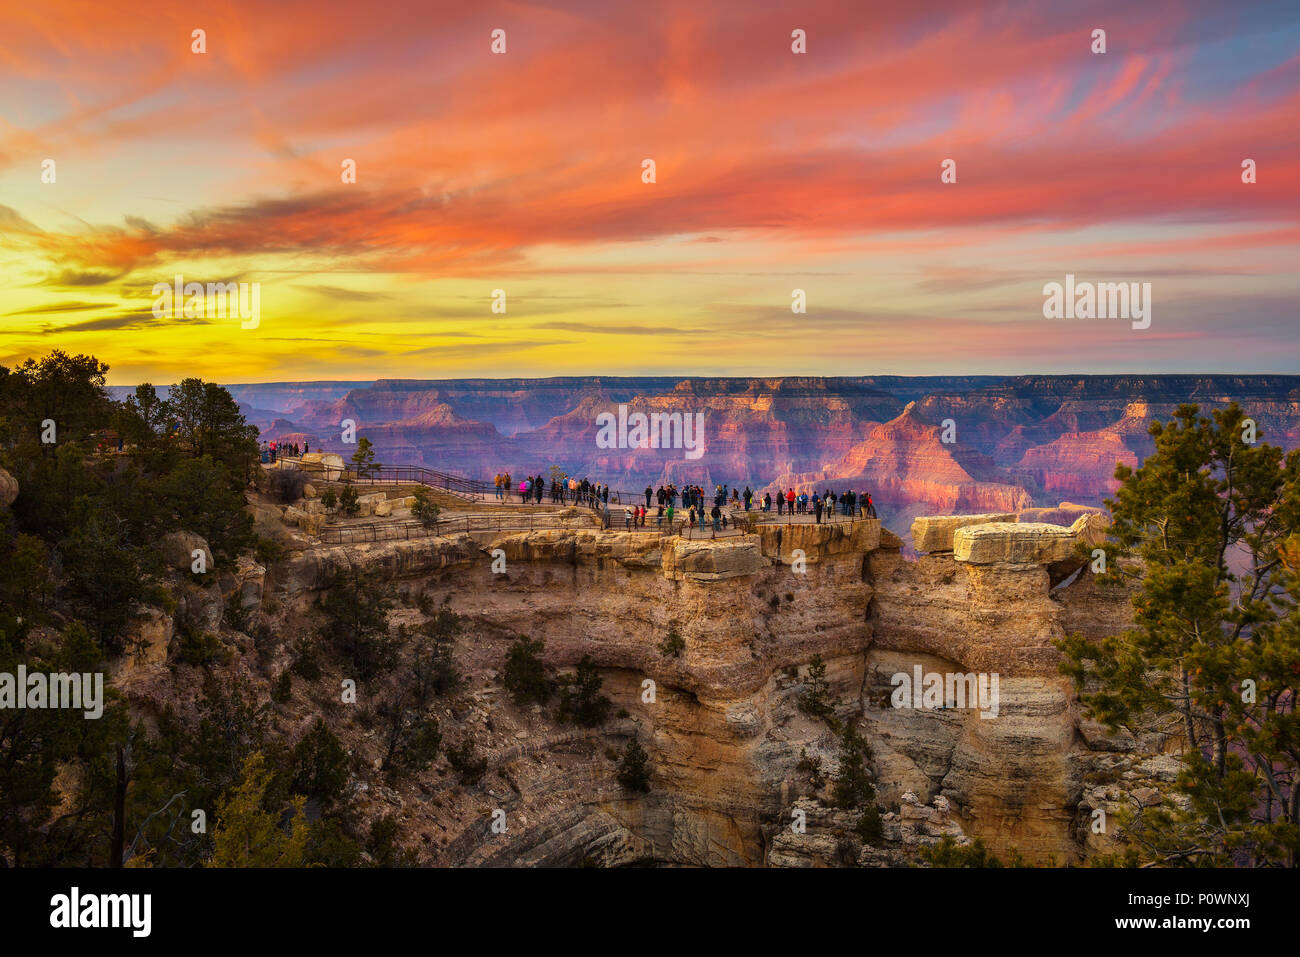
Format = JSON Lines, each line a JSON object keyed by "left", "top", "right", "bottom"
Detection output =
{"left": 230, "top": 511, "right": 1168, "bottom": 866}
{"left": 216, "top": 374, "right": 1300, "bottom": 545}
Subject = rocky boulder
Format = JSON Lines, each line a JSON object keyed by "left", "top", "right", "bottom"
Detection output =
{"left": 113, "top": 606, "right": 174, "bottom": 677}
{"left": 284, "top": 506, "right": 326, "bottom": 536}
{"left": 1070, "top": 512, "right": 1110, "bottom": 547}
{"left": 755, "top": 519, "right": 881, "bottom": 564}
{"left": 662, "top": 537, "right": 765, "bottom": 582}
{"left": 0, "top": 467, "right": 17, "bottom": 507}
{"left": 491, "top": 530, "right": 580, "bottom": 563}
{"left": 910, "top": 513, "right": 1018, "bottom": 553}
{"left": 952, "top": 522, "right": 1076, "bottom": 565}
{"left": 298, "top": 452, "right": 345, "bottom": 480}
{"left": 160, "top": 531, "right": 214, "bottom": 573}
{"left": 219, "top": 555, "right": 267, "bottom": 610}
{"left": 575, "top": 530, "right": 661, "bottom": 567}
{"left": 1017, "top": 502, "right": 1106, "bottom": 526}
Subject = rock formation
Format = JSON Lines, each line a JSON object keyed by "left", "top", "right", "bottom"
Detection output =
{"left": 240, "top": 375, "right": 1300, "bottom": 545}
{"left": 138, "top": 503, "right": 1150, "bottom": 867}
{"left": 0, "top": 467, "right": 17, "bottom": 508}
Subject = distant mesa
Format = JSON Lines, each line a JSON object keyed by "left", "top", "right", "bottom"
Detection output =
{"left": 164, "top": 373, "right": 1300, "bottom": 545}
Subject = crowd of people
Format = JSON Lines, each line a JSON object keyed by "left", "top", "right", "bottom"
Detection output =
{"left": 492, "top": 473, "right": 615, "bottom": 506}
{"left": 640, "top": 483, "right": 876, "bottom": 520}
{"left": 490, "top": 473, "right": 878, "bottom": 533}
{"left": 260, "top": 438, "right": 309, "bottom": 463}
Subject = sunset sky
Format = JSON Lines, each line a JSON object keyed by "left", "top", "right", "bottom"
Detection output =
{"left": 1, "top": 0, "right": 1298, "bottom": 385}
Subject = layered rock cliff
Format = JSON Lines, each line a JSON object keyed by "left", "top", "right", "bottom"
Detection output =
{"left": 124, "top": 488, "right": 1192, "bottom": 866}
{"left": 107, "top": 481, "right": 1181, "bottom": 868}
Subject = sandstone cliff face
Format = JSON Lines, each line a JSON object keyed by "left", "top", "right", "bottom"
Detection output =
{"left": 771, "top": 406, "right": 1033, "bottom": 536}
{"left": 1012, "top": 429, "right": 1139, "bottom": 501}
{"left": 114, "top": 480, "right": 1167, "bottom": 867}
{"left": 238, "top": 510, "right": 1157, "bottom": 866}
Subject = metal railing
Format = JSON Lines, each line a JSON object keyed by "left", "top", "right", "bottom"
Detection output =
{"left": 318, "top": 499, "right": 879, "bottom": 544}
{"left": 320, "top": 510, "right": 600, "bottom": 544}
{"left": 339, "top": 464, "right": 485, "bottom": 500}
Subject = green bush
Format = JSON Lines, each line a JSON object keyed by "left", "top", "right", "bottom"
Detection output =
{"left": 411, "top": 487, "right": 440, "bottom": 528}
{"left": 617, "top": 735, "right": 651, "bottom": 793}
{"left": 502, "top": 637, "right": 551, "bottom": 705}
{"left": 798, "top": 655, "right": 836, "bottom": 725}
{"left": 832, "top": 723, "right": 875, "bottom": 810}
{"left": 657, "top": 624, "right": 686, "bottom": 658}
{"left": 291, "top": 718, "right": 350, "bottom": 806}
{"left": 919, "top": 835, "right": 1003, "bottom": 868}
{"left": 556, "top": 655, "right": 611, "bottom": 728}
{"left": 446, "top": 740, "right": 488, "bottom": 786}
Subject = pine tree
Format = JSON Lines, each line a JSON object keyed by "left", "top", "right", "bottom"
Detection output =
{"left": 798, "top": 654, "right": 837, "bottom": 726}
{"left": 557, "top": 654, "right": 611, "bottom": 727}
{"left": 832, "top": 723, "right": 875, "bottom": 810}
{"left": 411, "top": 487, "right": 440, "bottom": 528}
{"left": 209, "top": 752, "right": 311, "bottom": 867}
{"left": 1059, "top": 402, "right": 1300, "bottom": 866}
{"left": 350, "top": 437, "right": 377, "bottom": 478}
{"left": 617, "top": 734, "right": 652, "bottom": 792}
{"left": 503, "top": 637, "right": 551, "bottom": 705}
{"left": 657, "top": 623, "right": 686, "bottom": 658}
{"left": 291, "top": 719, "right": 350, "bottom": 806}
{"left": 320, "top": 565, "right": 395, "bottom": 680}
